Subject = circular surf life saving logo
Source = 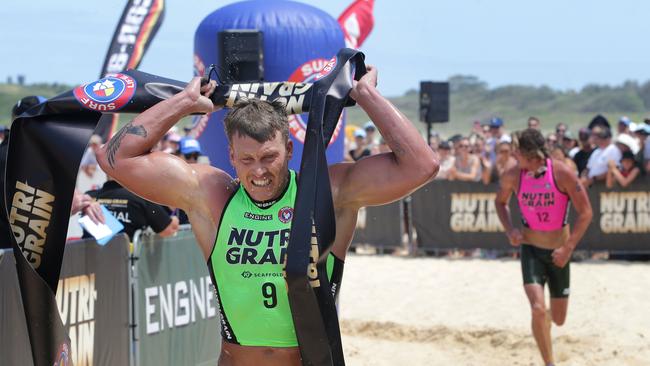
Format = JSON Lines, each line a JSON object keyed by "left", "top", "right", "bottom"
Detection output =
{"left": 73, "top": 73, "right": 136, "bottom": 112}
{"left": 287, "top": 58, "right": 344, "bottom": 143}
{"left": 314, "top": 56, "right": 337, "bottom": 81}
{"left": 278, "top": 206, "right": 294, "bottom": 224}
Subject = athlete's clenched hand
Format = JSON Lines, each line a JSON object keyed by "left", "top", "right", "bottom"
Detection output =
{"left": 183, "top": 77, "right": 218, "bottom": 114}
{"left": 349, "top": 65, "right": 377, "bottom": 101}
{"left": 506, "top": 228, "right": 523, "bottom": 247}
{"left": 552, "top": 245, "right": 572, "bottom": 268}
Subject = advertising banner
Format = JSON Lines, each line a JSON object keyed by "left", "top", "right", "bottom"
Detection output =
{"left": 135, "top": 230, "right": 221, "bottom": 366}
{"left": 0, "top": 236, "right": 130, "bottom": 365}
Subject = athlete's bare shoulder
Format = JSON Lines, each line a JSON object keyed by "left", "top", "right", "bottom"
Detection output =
{"left": 188, "top": 164, "right": 238, "bottom": 217}
{"left": 550, "top": 159, "right": 579, "bottom": 193}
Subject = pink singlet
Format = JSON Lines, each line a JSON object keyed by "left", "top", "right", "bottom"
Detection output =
{"left": 517, "top": 159, "right": 570, "bottom": 231}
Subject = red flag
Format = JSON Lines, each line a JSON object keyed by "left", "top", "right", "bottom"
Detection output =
{"left": 337, "top": 0, "right": 375, "bottom": 49}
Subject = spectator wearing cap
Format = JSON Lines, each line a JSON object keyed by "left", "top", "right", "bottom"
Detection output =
{"left": 581, "top": 127, "right": 621, "bottom": 186}
{"left": 562, "top": 130, "right": 579, "bottom": 158}
{"left": 573, "top": 128, "right": 594, "bottom": 175}
{"left": 617, "top": 116, "right": 633, "bottom": 136}
{"left": 615, "top": 132, "right": 640, "bottom": 163}
{"left": 632, "top": 124, "right": 650, "bottom": 173}
{"left": 363, "top": 121, "right": 379, "bottom": 150}
{"left": 449, "top": 137, "right": 481, "bottom": 182}
{"left": 179, "top": 137, "right": 203, "bottom": 163}
{"left": 434, "top": 141, "right": 455, "bottom": 180}
{"left": 486, "top": 117, "right": 509, "bottom": 164}
{"left": 527, "top": 116, "right": 541, "bottom": 130}
{"left": 606, "top": 151, "right": 640, "bottom": 188}
{"left": 350, "top": 129, "right": 371, "bottom": 161}
{"left": 588, "top": 114, "right": 611, "bottom": 130}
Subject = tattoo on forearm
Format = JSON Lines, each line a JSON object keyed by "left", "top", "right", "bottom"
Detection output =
{"left": 106, "top": 121, "right": 148, "bottom": 168}
{"left": 576, "top": 183, "right": 582, "bottom": 192}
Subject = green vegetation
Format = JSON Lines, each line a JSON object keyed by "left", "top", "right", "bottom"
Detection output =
{"left": 0, "top": 83, "right": 71, "bottom": 125}
{"left": 3, "top": 75, "right": 650, "bottom": 138}
{"left": 347, "top": 75, "right": 650, "bottom": 138}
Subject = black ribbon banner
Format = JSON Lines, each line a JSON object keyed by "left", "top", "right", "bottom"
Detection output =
{"left": 286, "top": 49, "right": 366, "bottom": 366}
{"left": 6, "top": 48, "right": 365, "bottom": 365}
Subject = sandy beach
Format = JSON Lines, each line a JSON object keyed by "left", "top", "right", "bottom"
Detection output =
{"left": 338, "top": 255, "right": 650, "bottom": 366}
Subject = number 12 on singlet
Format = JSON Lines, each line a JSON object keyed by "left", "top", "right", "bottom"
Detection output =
{"left": 536, "top": 212, "right": 550, "bottom": 223}
{"left": 261, "top": 282, "right": 277, "bottom": 308}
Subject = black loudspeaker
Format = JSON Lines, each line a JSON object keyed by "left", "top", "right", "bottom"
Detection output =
{"left": 419, "top": 81, "right": 449, "bottom": 123}
{"left": 218, "top": 30, "right": 264, "bottom": 83}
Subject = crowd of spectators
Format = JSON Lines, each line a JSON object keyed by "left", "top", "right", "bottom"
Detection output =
{"left": 345, "top": 114, "right": 650, "bottom": 189}
{"left": 67, "top": 124, "right": 207, "bottom": 240}
{"left": 425, "top": 115, "right": 649, "bottom": 188}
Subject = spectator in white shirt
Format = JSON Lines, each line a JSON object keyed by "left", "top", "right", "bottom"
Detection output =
{"left": 581, "top": 127, "right": 621, "bottom": 186}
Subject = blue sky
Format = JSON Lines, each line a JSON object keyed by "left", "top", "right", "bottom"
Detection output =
{"left": 2, "top": 0, "right": 650, "bottom": 96}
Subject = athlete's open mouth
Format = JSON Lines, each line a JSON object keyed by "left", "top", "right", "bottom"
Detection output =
{"left": 251, "top": 178, "right": 271, "bottom": 187}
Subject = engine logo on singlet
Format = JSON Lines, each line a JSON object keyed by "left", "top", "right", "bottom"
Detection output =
{"left": 73, "top": 73, "right": 136, "bottom": 111}
{"left": 287, "top": 58, "right": 344, "bottom": 143}
{"left": 53, "top": 342, "right": 71, "bottom": 366}
{"left": 278, "top": 206, "right": 294, "bottom": 223}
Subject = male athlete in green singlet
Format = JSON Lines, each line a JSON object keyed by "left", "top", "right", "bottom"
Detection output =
{"left": 97, "top": 66, "right": 439, "bottom": 365}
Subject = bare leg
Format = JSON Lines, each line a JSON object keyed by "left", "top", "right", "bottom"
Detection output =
{"left": 524, "top": 284, "right": 554, "bottom": 365}
{"left": 550, "top": 297, "right": 569, "bottom": 326}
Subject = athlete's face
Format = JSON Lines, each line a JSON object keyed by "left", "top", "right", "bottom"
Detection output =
{"left": 230, "top": 131, "right": 293, "bottom": 202}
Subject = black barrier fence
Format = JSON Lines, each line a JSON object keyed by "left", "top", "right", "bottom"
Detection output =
{"left": 352, "top": 178, "right": 650, "bottom": 253}
{"left": 1, "top": 228, "right": 221, "bottom": 366}
{"left": 351, "top": 200, "right": 403, "bottom": 251}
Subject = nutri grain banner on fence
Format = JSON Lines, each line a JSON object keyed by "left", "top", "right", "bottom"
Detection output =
{"left": 411, "top": 179, "right": 650, "bottom": 252}
{"left": 0, "top": 236, "right": 130, "bottom": 366}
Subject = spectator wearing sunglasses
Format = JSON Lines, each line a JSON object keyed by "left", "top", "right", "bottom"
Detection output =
{"left": 449, "top": 137, "right": 481, "bottom": 182}
{"left": 179, "top": 137, "right": 202, "bottom": 163}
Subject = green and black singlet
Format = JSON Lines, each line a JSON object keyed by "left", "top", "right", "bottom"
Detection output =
{"left": 207, "top": 170, "right": 344, "bottom": 347}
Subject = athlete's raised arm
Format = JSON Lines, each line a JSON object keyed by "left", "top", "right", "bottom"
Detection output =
{"left": 96, "top": 78, "right": 223, "bottom": 211}
{"left": 330, "top": 66, "right": 439, "bottom": 209}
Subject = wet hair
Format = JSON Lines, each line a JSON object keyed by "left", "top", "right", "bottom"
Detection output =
{"left": 223, "top": 98, "right": 289, "bottom": 144}
{"left": 512, "top": 128, "right": 548, "bottom": 160}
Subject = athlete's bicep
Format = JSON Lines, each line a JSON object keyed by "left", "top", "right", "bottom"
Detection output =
{"left": 330, "top": 152, "right": 434, "bottom": 209}
{"left": 97, "top": 149, "right": 202, "bottom": 210}
{"left": 558, "top": 168, "right": 591, "bottom": 215}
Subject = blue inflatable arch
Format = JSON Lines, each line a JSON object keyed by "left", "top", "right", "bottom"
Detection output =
{"left": 192, "top": 0, "right": 346, "bottom": 175}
